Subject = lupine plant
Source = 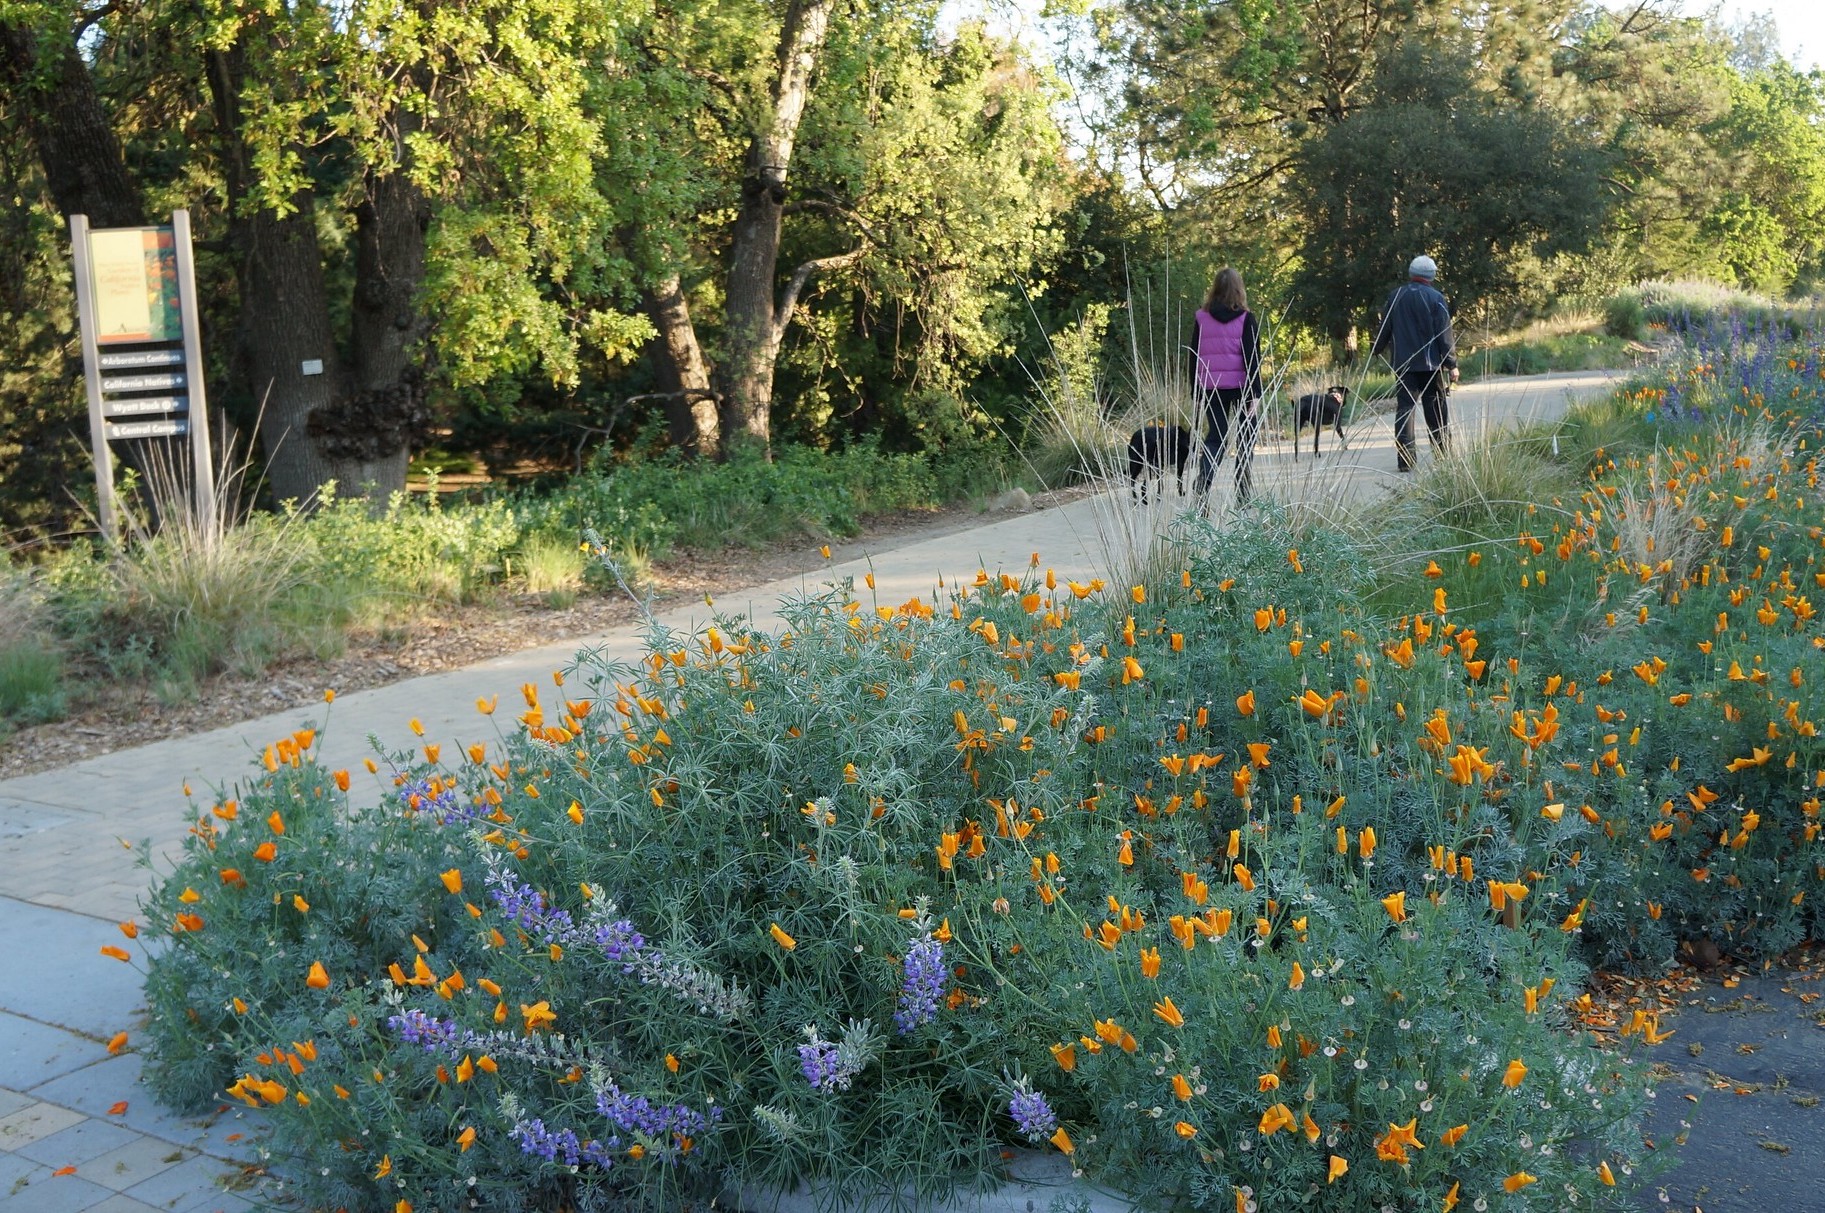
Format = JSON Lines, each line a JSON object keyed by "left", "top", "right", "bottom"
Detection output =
{"left": 126, "top": 333, "right": 1825, "bottom": 1212}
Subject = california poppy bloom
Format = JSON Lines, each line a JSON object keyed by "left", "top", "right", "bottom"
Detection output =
{"left": 1257, "top": 1103, "right": 1295, "bottom": 1135}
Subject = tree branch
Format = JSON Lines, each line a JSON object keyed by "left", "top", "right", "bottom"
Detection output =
{"left": 773, "top": 246, "right": 868, "bottom": 348}
{"left": 781, "top": 193, "right": 884, "bottom": 243}
{"left": 73, "top": 2, "right": 122, "bottom": 41}
{"left": 621, "top": 388, "right": 722, "bottom": 407}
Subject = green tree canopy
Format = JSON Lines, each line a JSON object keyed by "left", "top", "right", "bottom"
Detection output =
{"left": 1288, "top": 38, "right": 1610, "bottom": 337}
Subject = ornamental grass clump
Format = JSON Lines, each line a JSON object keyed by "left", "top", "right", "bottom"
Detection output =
{"left": 132, "top": 333, "right": 1825, "bottom": 1211}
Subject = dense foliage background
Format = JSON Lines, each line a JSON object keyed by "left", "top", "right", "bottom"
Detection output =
{"left": 4, "top": 0, "right": 1825, "bottom": 541}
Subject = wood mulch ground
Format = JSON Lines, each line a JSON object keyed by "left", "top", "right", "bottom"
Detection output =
{"left": 0, "top": 488, "right": 1080, "bottom": 781}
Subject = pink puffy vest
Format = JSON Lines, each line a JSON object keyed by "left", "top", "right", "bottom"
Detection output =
{"left": 1194, "top": 310, "right": 1247, "bottom": 390}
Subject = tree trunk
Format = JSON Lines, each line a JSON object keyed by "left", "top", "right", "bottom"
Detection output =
{"left": 3, "top": 15, "right": 190, "bottom": 530}
{"left": 720, "top": 0, "right": 836, "bottom": 454}
{"left": 298, "top": 167, "right": 430, "bottom": 495}
{"left": 0, "top": 20, "right": 143, "bottom": 227}
{"left": 233, "top": 199, "right": 371, "bottom": 506}
{"left": 642, "top": 271, "right": 720, "bottom": 458}
{"left": 207, "top": 42, "right": 417, "bottom": 506}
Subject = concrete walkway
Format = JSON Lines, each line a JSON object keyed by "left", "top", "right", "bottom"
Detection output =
{"left": 0, "top": 371, "right": 1626, "bottom": 1212}
{"left": 1633, "top": 963, "right": 1825, "bottom": 1212}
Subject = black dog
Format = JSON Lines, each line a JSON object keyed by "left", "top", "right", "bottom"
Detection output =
{"left": 1291, "top": 386, "right": 1349, "bottom": 460}
{"left": 1125, "top": 424, "right": 1194, "bottom": 502}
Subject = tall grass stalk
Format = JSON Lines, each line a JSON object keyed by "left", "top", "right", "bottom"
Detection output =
{"left": 513, "top": 532, "right": 587, "bottom": 607}
{"left": 1299, "top": 407, "right": 1584, "bottom": 606}
{"left": 0, "top": 568, "right": 64, "bottom": 724}
{"left": 1020, "top": 268, "right": 1328, "bottom": 591}
{"left": 101, "top": 428, "right": 348, "bottom": 689}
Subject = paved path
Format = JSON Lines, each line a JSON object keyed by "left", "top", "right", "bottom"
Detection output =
{"left": 0, "top": 371, "right": 1628, "bottom": 1211}
{"left": 1633, "top": 964, "right": 1825, "bottom": 1212}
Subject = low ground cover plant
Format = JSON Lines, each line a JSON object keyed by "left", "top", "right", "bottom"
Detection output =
{"left": 127, "top": 331, "right": 1824, "bottom": 1211}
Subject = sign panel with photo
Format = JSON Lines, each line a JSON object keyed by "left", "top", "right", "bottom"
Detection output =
{"left": 87, "top": 227, "right": 181, "bottom": 345}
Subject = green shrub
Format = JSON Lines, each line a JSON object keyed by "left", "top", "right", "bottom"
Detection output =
{"left": 300, "top": 485, "right": 521, "bottom": 608}
{"left": 1634, "top": 277, "right": 1819, "bottom": 332}
{"left": 38, "top": 511, "right": 353, "bottom": 690}
{"left": 0, "top": 643, "right": 62, "bottom": 725}
{"left": 1460, "top": 334, "right": 1632, "bottom": 381}
{"left": 530, "top": 441, "right": 943, "bottom": 558}
{"left": 137, "top": 532, "right": 1667, "bottom": 1212}
{"left": 1602, "top": 292, "right": 1645, "bottom": 340}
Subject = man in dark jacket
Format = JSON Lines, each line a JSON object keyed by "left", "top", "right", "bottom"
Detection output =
{"left": 1371, "top": 255, "right": 1457, "bottom": 472}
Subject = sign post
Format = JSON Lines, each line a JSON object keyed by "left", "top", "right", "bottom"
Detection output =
{"left": 69, "top": 209, "right": 217, "bottom": 544}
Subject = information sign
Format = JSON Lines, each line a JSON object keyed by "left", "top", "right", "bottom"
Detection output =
{"left": 105, "top": 418, "right": 190, "bottom": 440}
{"left": 70, "top": 210, "right": 216, "bottom": 542}
{"left": 87, "top": 228, "right": 182, "bottom": 345}
{"left": 104, "top": 396, "right": 189, "bottom": 418}
{"left": 98, "top": 349, "right": 185, "bottom": 370}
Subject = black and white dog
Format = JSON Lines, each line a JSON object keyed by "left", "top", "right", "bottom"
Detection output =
{"left": 1291, "top": 386, "right": 1349, "bottom": 460}
{"left": 1125, "top": 424, "right": 1194, "bottom": 502}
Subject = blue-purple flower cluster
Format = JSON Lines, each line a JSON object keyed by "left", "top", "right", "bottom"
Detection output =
{"left": 396, "top": 775, "right": 474, "bottom": 824}
{"left": 488, "top": 872, "right": 574, "bottom": 936}
{"left": 510, "top": 1117, "right": 621, "bottom": 1169}
{"left": 386, "top": 1009, "right": 585, "bottom": 1073}
{"left": 389, "top": 1008, "right": 490, "bottom": 1054}
{"left": 598, "top": 1083, "right": 718, "bottom": 1138}
{"left": 797, "top": 1038, "right": 854, "bottom": 1091}
{"left": 484, "top": 866, "right": 646, "bottom": 966}
{"left": 507, "top": 1088, "right": 721, "bottom": 1172}
{"left": 894, "top": 932, "right": 945, "bottom": 1033}
{"left": 1007, "top": 1083, "right": 1057, "bottom": 1142}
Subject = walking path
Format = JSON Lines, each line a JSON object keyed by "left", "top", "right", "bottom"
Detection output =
{"left": 0, "top": 372, "right": 1634, "bottom": 1211}
{"left": 1635, "top": 962, "right": 1825, "bottom": 1212}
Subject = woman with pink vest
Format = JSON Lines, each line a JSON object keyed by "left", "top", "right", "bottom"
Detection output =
{"left": 1188, "top": 267, "right": 1262, "bottom": 502}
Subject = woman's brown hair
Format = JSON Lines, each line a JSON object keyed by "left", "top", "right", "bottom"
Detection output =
{"left": 1204, "top": 267, "right": 1247, "bottom": 313}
